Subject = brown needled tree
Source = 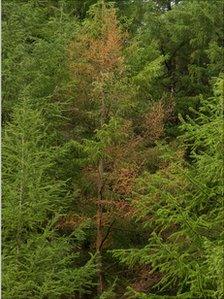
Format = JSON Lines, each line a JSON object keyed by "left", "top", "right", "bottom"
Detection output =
{"left": 68, "top": 0, "right": 128, "bottom": 294}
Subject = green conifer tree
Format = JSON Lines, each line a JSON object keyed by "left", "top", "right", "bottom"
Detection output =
{"left": 2, "top": 101, "right": 97, "bottom": 298}
{"left": 112, "top": 77, "right": 224, "bottom": 298}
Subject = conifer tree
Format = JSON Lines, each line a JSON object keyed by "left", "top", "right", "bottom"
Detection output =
{"left": 112, "top": 77, "right": 224, "bottom": 298}
{"left": 2, "top": 101, "right": 97, "bottom": 298}
{"left": 2, "top": 0, "right": 223, "bottom": 298}
{"left": 68, "top": 1, "right": 135, "bottom": 294}
{"left": 125, "top": 0, "right": 223, "bottom": 119}
{"left": 2, "top": 0, "right": 78, "bottom": 122}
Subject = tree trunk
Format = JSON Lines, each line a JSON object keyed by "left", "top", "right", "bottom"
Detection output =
{"left": 96, "top": 82, "right": 106, "bottom": 295}
{"left": 96, "top": 158, "right": 105, "bottom": 294}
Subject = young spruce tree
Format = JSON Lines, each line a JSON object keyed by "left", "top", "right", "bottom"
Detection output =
{"left": 112, "top": 77, "right": 224, "bottom": 298}
{"left": 2, "top": 101, "right": 97, "bottom": 298}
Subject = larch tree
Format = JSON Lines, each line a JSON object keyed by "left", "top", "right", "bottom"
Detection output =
{"left": 68, "top": 0, "right": 135, "bottom": 294}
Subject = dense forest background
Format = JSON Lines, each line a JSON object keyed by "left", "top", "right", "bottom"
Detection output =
{"left": 2, "top": 0, "right": 223, "bottom": 298}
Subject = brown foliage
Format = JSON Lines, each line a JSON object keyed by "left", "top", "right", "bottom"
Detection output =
{"left": 112, "top": 165, "right": 139, "bottom": 196}
{"left": 106, "top": 146, "right": 142, "bottom": 197}
{"left": 143, "top": 98, "right": 174, "bottom": 144}
{"left": 57, "top": 214, "right": 89, "bottom": 231}
{"left": 144, "top": 100, "right": 165, "bottom": 143}
{"left": 84, "top": 8, "right": 124, "bottom": 75}
{"left": 67, "top": 4, "right": 125, "bottom": 107}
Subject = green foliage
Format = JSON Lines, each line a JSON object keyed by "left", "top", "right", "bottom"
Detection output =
{"left": 112, "top": 78, "right": 224, "bottom": 298}
{"left": 2, "top": 101, "right": 97, "bottom": 298}
{"left": 2, "top": 0, "right": 78, "bottom": 120}
{"left": 125, "top": 0, "right": 223, "bottom": 115}
{"left": 2, "top": 0, "right": 223, "bottom": 298}
{"left": 83, "top": 117, "right": 129, "bottom": 163}
{"left": 99, "top": 279, "right": 117, "bottom": 299}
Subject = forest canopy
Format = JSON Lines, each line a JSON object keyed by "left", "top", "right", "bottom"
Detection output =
{"left": 2, "top": 0, "right": 224, "bottom": 298}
